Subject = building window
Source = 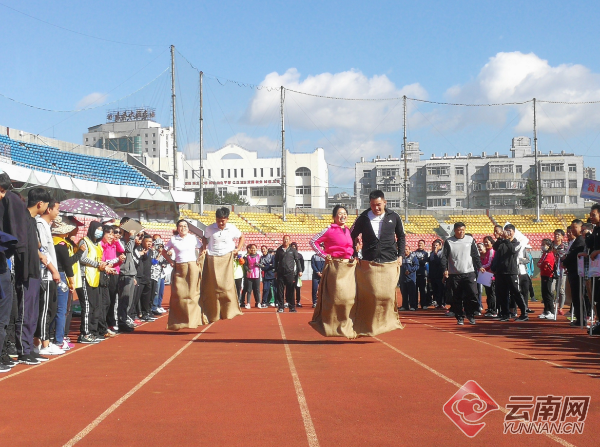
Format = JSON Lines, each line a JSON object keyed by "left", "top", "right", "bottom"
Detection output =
{"left": 254, "top": 168, "right": 257, "bottom": 177}
{"left": 240, "top": 169, "right": 243, "bottom": 178}
{"left": 234, "top": 169, "right": 237, "bottom": 178}
{"left": 542, "top": 180, "right": 565, "bottom": 188}
{"left": 145, "top": 133, "right": 148, "bottom": 137}
{"left": 570, "top": 196, "right": 578, "bottom": 204}
{"left": 270, "top": 168, "right": 274, "bottom": 177}
{"left": 516, "top": 165, "right": 523, "bottom": 174}
{"left": 541, "top": 163, "right": 564, "bottom": 172}
{"left": 153, "top": 140, "right": 156, "bottom": 144}
{"left": 456, "top": 183, "right": 465, "bottom": 192}
{"left": 427, "top": 166, "right": 449, "bottom": 176}
{"left": 363, "top": 170, "right": 371, "bottom": 178}
{"left": 455, "top": 167, "right": 464, "bottom": 176}
{"left": 387, "top": 200, "right": 401, "bottom": 208}
{"left": 277, "top": 167, "right": 280, "bottom": 177}
{"left": 269, "top": 188, "right": 282, "bottom": 196}
{"left": 251, "top": 187, "right": 266, "bottom": 197}
{"left": 85, "top": 137, "right": 89, "bottom": 142}
{"left": 569, "top": 179, "right": 577, "bottom": 189}
{"left": 185, "top": 170, "right": 188, "bottom": 179}
{"left": 427, "top": 198, "right": 450, "bottom": 207}
{"left": 238, "top": 187, "right": 248, "bottom": 196}
{"left": 145, "top": 141, "right": 148, "bottom": 145}
{"left": 379, "top": 168, "right": 399, "bottom": 177}
{"left": 489, "top": 165, "right": 513, "bottom": 173}
{"left": 297, "top": 203, "right": 311, "bottom": 208}
{"left": 227, "top": 169, "right": 231, "bottom": 178}
{"left": 221, "top": 169, "right": 224, "bottom": 179}
{"left": 217, "top": 187, "right": 227, "bottom": 197}
{"left": 208, "top": 169, "right": 211, "bottom": 178}
{"left": 568, "top": 164, "right": 577, "bottom": 172}
{"left": 426, "top": 182, "right": 450, "bottom": 191}
{"left": 296, "top": 186, "right": 311, "bottom": 195}
{"left": 296, "top": 167, "right": 311, "bottom": 177}
{"left": 153, "top": 133, "right": 156, "bottom": 137}
{"left": 456, "top": 199, "right": 464, "bottom": 207}
{"left": 473, "top": 183, "right": 483, "bottom": 191}
{"left": 543, "top": 195, "right": 565, "bottom": 204}
{"left": 260, "top": 168, "right": 264, "bottom": 177}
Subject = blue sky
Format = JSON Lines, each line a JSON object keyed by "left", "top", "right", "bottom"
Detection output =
{"left": 2, "top": 0, "right": 600, "bottom": 193}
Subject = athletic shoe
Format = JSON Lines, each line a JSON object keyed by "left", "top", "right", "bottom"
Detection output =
{"left": 545, "top": 313, "right": 555, "bottom": 320}
{"left": 269, "top": 303, "right": 277, "bottom": 308}
{"left": 1, "top": 353, "right": 16, "bottom": 367}
{"left": 312, "top": 303, "right": 316, "bottom": 308}
{"left": 95, "top": 334, "right": 106, "bottom": 341}
{"left": 32, "top": 354, "right": 49, "bottom": 362}
{"left": 32, "top": 344, "right": 41, "bottom": 355}
{"left": 510, "top": 313, "right": 517, "bottom": 319}
{"left": 484, "top": 311, "right": 495, "bottom": 317}
{"left": 77, "top": 334, "right": 96, "bottom": 344}
{"left": 289, "top": 309, "right": 297, "bottom": 313}
{"left": 474, "top": 311, "right": 482, "bottom": 316}
{"left": 57, "top": 340, "right": 71, "bottom": 351}
{"left": 515, "top": 315, "right": 529, "bottom": 322}
{"left": 152, "top": 310, "right": 162, "bottom": 316}
{"left": 106, "top": 328, "right": 117, "bottom": 336}
{"left": 18, "top": 354, "right": 40, "bottom": 365}
{"left": 591, "top": 323, "right": 600, "bottom": 335}
{"left": 526, "top": 308, "right": 535, "bottom": 314}
{"left": 284, "top": 303, "right": 289, "bottom": 308}
{"left": 39, "top": 344, "right": 65, "bottom": 355}
{"left": 118, "top": 324, "right": 134, "bottom": 333}
{"left": 6, "top": 341, "right": 17, "bottom": 359}
{"left": 141, "top": 315, "right": 153, "bottom": 322}
{"left": 468, "top": 317, "right": 476, "bottom": 325}
{"left": 445, "top": 311, "right": 455, "bottom": 317}
{"left": 296, "top": 303, "right": 303, "bottom": 308}
{"left": 435, "top": 305, "right": 445, "bottom": 309}
{"left": 539, "top": 312, "right": 547, "bottom": 319}
{"left": 277, "top": 308, "right": 284, "bottom": 313}
{"left": 409, "top": 307, "right": 416, "bottom": 311}
{"left": 244, "top": 304, "right": 250, "bottom": 309}
{"left": 499, "top": 316, "right": 510, "bottom": 322}
{"left": 530, "top": 296, "right": 538, "bottom": 302}
{"left": 457, "top": 317, "right": 464, "bottom": 325}
{"left": 133, "top": 319, "right": 142, "bottom": 326}
{"left": 422, "top": 306, "right": 429, "bottom": 310}
{"left": 399, "top": 307, "right": 407, "bottom": 311}
{"left": 557, "top": 309, "right": 564, "bottom": 316}
{"left": 0, "top": 362, "right": 11, "bottom": 372}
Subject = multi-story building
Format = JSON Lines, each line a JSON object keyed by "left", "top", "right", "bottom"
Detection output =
{"left": 355, "top": 137, "right": 587, "bottom": 210}
{"left": 181, "top": 143, "right": 328, "bottom": 209}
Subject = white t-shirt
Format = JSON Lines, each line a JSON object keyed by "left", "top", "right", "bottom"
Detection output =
{"left": 367, "top": 211, "right": 384, "bottom": 239}
{"left": 36, "top": 216, "right": 56, "bottom": 280}
{"left": 204, "top": 222, "right": 242, "bottom": 256}
{"left": 164, "top": 234, "right": 202, "bottom": 263}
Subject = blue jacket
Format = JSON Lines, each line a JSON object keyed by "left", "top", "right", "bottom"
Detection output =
{"left": 311, "top": 254, "right": 325, "bottom": 279}
{"left": 413, "top": 249, "right": 429, "bottom": 276}
{"left": 260, "top": 253, "right": 275, "bottom": 280}
{"left": 400, "top": 252, "right": 418, "bottom": 283}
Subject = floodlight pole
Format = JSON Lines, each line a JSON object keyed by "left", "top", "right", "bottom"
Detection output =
{"left": 403, "top": 95, "right": 409, "bottom": 223}
{"left": 281, "top": 86, "right": 287, "bottom": 222}
{"left": 533, "top": 98, "right": 541, "bottom": 222}
{"left": 170, "top": 45, "right": 178, "bottom": 188}
{"left": 199, "top": 71, "right": 204, "bottom": 214}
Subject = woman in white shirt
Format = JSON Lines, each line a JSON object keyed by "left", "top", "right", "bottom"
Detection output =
{"left": 162, "top": 220, "right": 206, "bottom": 330}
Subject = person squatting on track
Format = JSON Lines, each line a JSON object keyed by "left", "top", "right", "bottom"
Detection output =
{"left": 350, "top": 190, "right": 405, "bottom": 337}
{"left": 440, "top": 222, "right": 482, "bottom": 325}
{"left": 162, "top": 219, "right": 205, "bottom": 331}
{"left": 200, "top": 207, "right": 244, "bottom": 323}
{"left": 309, "top": 204, "right": 357, "bottom": 338}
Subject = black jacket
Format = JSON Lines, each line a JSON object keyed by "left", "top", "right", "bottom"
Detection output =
{"left": 259, "top": 253, "right": 275, "bottom": 280}
{"left": 351, "top": 208, "right": 405, "bottom": 263}
{"left": 563, "top": 235, "right": 586, "bottom": 276}
{"left": 274, "top": 245, "right": 302, "bottom": 282}
{"left": 585, "top": 226, "right": 600, "bottom": 253}
{"left": 413, "top": 249, "right": 429, "bottom": 276}
{"left": 491, "top": 238, "right": 520, "bottom": 275}
{"left": 428, "top": 250, "right": 444, "bottom": 280}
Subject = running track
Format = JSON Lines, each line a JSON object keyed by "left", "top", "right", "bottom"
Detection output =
{"left": 1, "top": 286, "right": 598, "bottom": 447}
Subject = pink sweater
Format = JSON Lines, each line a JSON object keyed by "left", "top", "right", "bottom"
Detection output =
{"left": 100, "top": 240, "right": 124, "bottom": 274}
{"left": 310, "top": 224, "right": 354, "bottom": 259}
{"left": 245, "top": 254, "right": 262, "bottom": 279}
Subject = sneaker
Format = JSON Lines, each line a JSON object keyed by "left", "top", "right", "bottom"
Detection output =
{"left": 0, "top": 362, "right": 11, "bottom": 372}
{"left": 6, "top": 341, "right": 17, "bottom": 358}
{"left": 457, "top": 317, "right": 464, "bottom": 325}
{"left": 468, "top": 317, "right": 476, "bottom": 325}
{"left": 244, "top": 303, "right": 251, "bottom": 309}
{"left": 539, "top": 312, "right": 547, "bottom": 319}
{"left": 77, "top": 334, "right": 97, "bottom": 344}
{"left": 289, "top": 309, "right": 297, "bottom": 313}
{"left": 296, "top": 303, "right": 303, "bottom": 308}
{"left": 95, "top": 334, "right": 106, "bottom": 341}
{"left": 530, "top": 297, "right": 538, "bottom": 302}
{"left": 474, "top": 311, "right": 482, "bottom": 317}
{"left": 499, "top": 316, "right": 510, "bottom": 322}
{"left": 545, "top": 313, "right": 555, "bottom": 320}
{"left": 422, "top": 306, "right": 429, "bottom": 310}
{"left": 399, "top": 307, "right": 407, "bottom": 311}
{"left": 1, "top": 353, "right": 16, "bottom": 367}
{"left": 284, "top": 303, "right": 289, "bottom": 308}
{"left": 484, "top": 311, "right": 495, "bottom": 317}
{"left": 312, "top": 303, "right": 316, "bottom": 308}
{"left": 133, "top": 319, "right": 142, "bottom": 326}
{"left": 269, "top": 303, "right": 276, "bottom": 308}
{"left": 18, "top": 353, "right": 40, "bottom": 365}
{"left": 106, "top": 329, "right": 117, "bottom": 336}
{"left": 445, "top": 311, "right": 455, "bottom": 317}
{"left": 57, "top": 340, "right": 71, "bottom": 351}
{"left": 39, "top": 344, "right": 65, "bottom": 355}
{"left": 591, "top": 323, "right": 600, "bottom": 335}
{"left": 118, "top": 324, "right": 134, "bottom": 333}
{"left": 152, "top": 310, "right": 162, "bottom": 316}
{"left": 510, "top": 313, "right": 517, "bottom": 319}
{"left": 141, "top": 315, "right": 153, "bottom": 322}
{"left": 32, "top": 344, "right": 41, "bottom": 355}
{"left": 515, "top": 315, "right": 529, "bottom": 322}
{"left": 277, "top": 308, "right": 284, "bottom": 313}
{"left": 526, "top": 308, "right": 535, "bottom": 314}
{"left": 557, "top": 309, "right": 564, "bottom": 316}
{"left": 158, "top": 307, "right": 166, "bottom": 313}
{"left": 409, "top": 307, "right": 416, "bottom": 311}
{"left": 32, "top": 354, "right": 49, "bottom": 362}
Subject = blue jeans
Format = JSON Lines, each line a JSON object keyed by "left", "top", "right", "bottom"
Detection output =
{"left": 152, "top": 278, "right": 165, "bottom": 311}
{"left": 53, "top": 272, "right": 69, "bottom": 343}
{"left": 312, "top": 278, "right": 320, "bottom": 305}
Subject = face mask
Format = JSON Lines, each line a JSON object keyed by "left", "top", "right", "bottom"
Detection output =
{"left": 94, "top": 228, "right": 104, "bottom": 239}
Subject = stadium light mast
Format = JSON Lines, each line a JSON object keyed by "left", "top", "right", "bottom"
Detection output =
{"left": 403, "top": 95, "right": 409, "bottom": 223}
{"left": 199, "top": 71, "right": 204, "bottom": 214}
{"left": 533, "top": 98, "right": 540, "bottom": 222}
{"left": 281, "top": 86, "right": 287, "bottom": 222}
{"left": 171, "top": 45, "right": 178, "bottom": 189}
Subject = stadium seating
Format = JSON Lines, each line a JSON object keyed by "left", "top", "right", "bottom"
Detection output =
{"left": 492, "top": 214, "right": 565, "bottom": 249}
{"left": 0, "top": 134, "right": 158, "bottom": 189}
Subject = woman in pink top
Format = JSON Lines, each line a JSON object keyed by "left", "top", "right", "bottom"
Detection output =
{"left": 309, "top": 205, "right": 358, "bottom": 339}
{"left": 100, "top": 225, "right": 125, "bottom": 335}
{"left": 241, "top": 244, "right": 263, "bottom": 309}
{"left": 481, "top": 236, "right": 497, "bottom": 317}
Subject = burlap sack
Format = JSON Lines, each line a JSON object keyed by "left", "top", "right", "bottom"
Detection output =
{"left": 354, "top": 259, "right": 404, "bottom": 336}
{"left": 167, "top": 256, "right": 208, "bottom": 331}
{"left": 310, "top": 258, "right": 357, "bottom": 339}
{"left": 200, "top": 252, "right": 243, "bottom": 322}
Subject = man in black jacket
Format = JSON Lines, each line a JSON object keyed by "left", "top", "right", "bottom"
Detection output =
{"left": 582, "top": 204, "right": 600, "bottom": 334}
{"left": 274, "top": 235, "right": 303, "bottom": 313}
{"left": 492, "top": 224, "right": 528, "bottom": 322}
{"left": 563, "top": 219, "right": 587, "bottom": 326}
{"left": 350, "top": 190, "right": 405, "bottom": 264}
{"left": 413, "top": 239, "right": 430, "bottom": 309}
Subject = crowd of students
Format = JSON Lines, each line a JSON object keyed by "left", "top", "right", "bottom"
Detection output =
{"left": 0, "top": 174, "right": 169, "bottom": 371}
{"left": 397, "top": 204, "right": 600, "bottom": 332}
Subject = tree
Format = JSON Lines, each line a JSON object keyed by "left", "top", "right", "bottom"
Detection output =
{"left": 522, "top": 178, "right": 538, "bottom": 208}
{"left": 199, "top": 190, "right": 250, "bottom": 206}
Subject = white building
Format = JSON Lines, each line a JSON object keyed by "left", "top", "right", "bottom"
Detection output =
{"left": 181, "top": 144, "right": 329, "bottom": 209}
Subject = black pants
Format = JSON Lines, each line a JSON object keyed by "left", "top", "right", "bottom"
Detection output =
{"left": 519, "top": 274, "right": 531, "bottom": 308}
{"left": 496, "top": 274, "right": 526, "bottom": 317}
{"left": 400, "top": 281, "right": 417, "bottom": 309}
{"left": 294, "top": 275, "right": 301, "bottom": 305}
{"left": 0, "top": 269, "right": 13, "bottom": 353}
{"left": 276, "top": 276, "right": 296, "bottom": 310}
{"left": 484, "top": 281, "right": 497, "bottom": 313}
{"left": 262, "top": 279, "right": 274, "bottom": 305}
{"left": 117, "top": 275, "right": 135, "bottom": 325}
{"left": 568, "top": 274, "right": 590, "bottom": 323}
{"left": 35, "top": 280, "right": 57, "bottom": 341}
{"left": 447, "top": 273, "right": 479, "bottom": 318}
{"left": 64, "top": 291, "right": 74, "bottom": 338}
{"left": 312, "top": 278, "right": 320, "bottom": 305}
{"left": 541, "top": 276, "right": 555, "bottom": 314}
{"left": 15, "top": 277, "right": 41, "bottom": 355}
{"left": 243, "top": 278, "right": 261, "bottom": 306}
{"left": 416, "top": 275, "right": 428, "bottom": 307}
{"left": 137, "top": 281, "right": 153, "bottom": 315}
{"left": 77, "top": 280, "right": 100, "bottom": 336}
{"left": 528, "top": 276, "right": 536, "bottom": 299}
{"left": 105, "top": 274, "right": 119, "bottom": 328}
{"left": 430, "top": 276, "right": 444, "bottom": 306}
{"left": 235, "top": 278, "right": 243, "bottom": 303}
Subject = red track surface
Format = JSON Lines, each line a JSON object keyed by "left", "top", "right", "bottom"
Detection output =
{"left": 1, "top": 285, "right": 599, "bottom": 447}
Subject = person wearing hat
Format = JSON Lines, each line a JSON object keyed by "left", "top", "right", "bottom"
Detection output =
{"left": 52, "top": 217, "right": 82, "bottom": 351}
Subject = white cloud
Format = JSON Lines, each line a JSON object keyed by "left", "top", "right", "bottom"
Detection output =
{"left": 445, "top": 51, "right": 600, "bottom": 133}
{"left": 224, "top": 133, "right": 280, "bottom": 154}
{"left": 76, "top": 92, "right": 108, "bottom": 109}
{"left": 245, "top": 68, "right": 427, "bottom": 134}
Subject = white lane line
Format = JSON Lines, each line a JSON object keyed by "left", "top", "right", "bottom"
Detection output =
{"left": 373, "top": 336, "right": 574, "bottom": 447}
{"left": 276, "top": 313, "right": 319, "bottom": 447}
{"left": 407, "top": 318, "right": 600, "bottom": 379}
{"left": 63, "top": 323, "right": 214, "bottom": 447}
{"left": 0, "top": 313, "right": 170, "bottom": 383}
